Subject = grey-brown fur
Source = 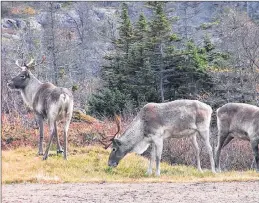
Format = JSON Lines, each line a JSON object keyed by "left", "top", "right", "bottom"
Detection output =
{"left": 8, "top": 61, "right": 73, "bottom": 160}
{"left": 108, "top": 100, "right": 216, "bottom": 176}
{"left": 215, "top": 103, "right": 259, "bottom": 172}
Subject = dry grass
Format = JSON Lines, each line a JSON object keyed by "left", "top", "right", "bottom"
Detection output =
{"left": 2, "top": 146, "right": 259, "bottom": 184}
{"left": 2, "top": 113, "right": 259, "bottom": 184}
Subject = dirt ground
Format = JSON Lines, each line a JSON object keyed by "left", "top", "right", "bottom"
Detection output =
{"left": 2, "top": 181, "right": 259, "bottom": 203}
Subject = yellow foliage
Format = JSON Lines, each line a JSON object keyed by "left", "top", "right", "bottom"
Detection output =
{"left": 72, "top": 110, "right": 100, "bottom": 123}
{"left": 23, "top": 7, "right": 36, "bottom": 15}
{"left": 208, "top": 66, "right": 233, "bottom": 73}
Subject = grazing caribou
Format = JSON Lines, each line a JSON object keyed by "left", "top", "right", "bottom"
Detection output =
{"left": 100, "top": 100, "right": 216, "bottom": 176}
{"left": 215, "top": 103, "right": 259, "bottom": 172}
{"left": 7, "top": 58, "right": 73, "bottom": 160}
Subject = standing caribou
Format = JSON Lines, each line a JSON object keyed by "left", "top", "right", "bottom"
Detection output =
{"left": 100, "top": 100, "right": 216, "bottom": 176}
{"left": 7, "top": 58, "right": 73, "bottom": 160}
{"left": 215, "top": 103, "right": 259, "bottom": 172}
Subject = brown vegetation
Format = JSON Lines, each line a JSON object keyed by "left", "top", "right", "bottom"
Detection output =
{"left": 2, "top": 112, "right": 255, "bottom": 171}
{"left": 2, "top": 112, "right": 120, "bottom": 150}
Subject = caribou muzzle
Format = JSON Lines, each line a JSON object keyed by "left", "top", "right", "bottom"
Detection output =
{"left": 7, "top": 81, "right": 15, "bottom": 89}
{"left": 108, "top": 161, "right": 118, "bottom": 167}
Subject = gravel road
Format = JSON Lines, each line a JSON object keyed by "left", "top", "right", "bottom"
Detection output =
{"left": 2, "top": 181, "right": 259, "bottom": 203}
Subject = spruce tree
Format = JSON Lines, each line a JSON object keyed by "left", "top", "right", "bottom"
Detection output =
{"left": 126, "top": 13, "right": 159, "bottom": 106}
{"left": 89, "top": 3, "right": 228, "bottom": 117}
{"left": 147, "top": 2, "right": 172, "bottom": 102}
{"left": 164, "top": 38, "right": 218, "bottom": 100}
{"left": 117, "top": 2, "right": 133, "bottom": 57}
{"left": 89, "top": 3, "right": 134, "bottom": 117}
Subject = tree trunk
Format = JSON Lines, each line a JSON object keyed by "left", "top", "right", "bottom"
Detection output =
{"left": 50, "top": 2, "right": 58, "bottom": 85}
{"left": 160, "top": 43, "right": 165, "bottom": 102}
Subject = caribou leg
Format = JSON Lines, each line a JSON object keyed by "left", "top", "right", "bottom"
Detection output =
{"left": 54, "top": 122, "right": 64, "bottom": 154}
{"left": 222, "top": 136, "right": 234, "bottom": 148}
{"left": 147, "top": 143, "right": 155, "bottom": 175}
{"left": 37, "top": 115, "right": 44, "bottom": 155}
{"left": 154, "top": 138, "right": 163, "bottom": 176}
{"left": 215, "top": 132, "right": 229, "bottom": 172}
{"left": 43, "top": 120, "right": 56, "bottom": 160}
{"left": 251, "top": 139, "right": 259, "bottom": 173}
{"left": 63, "top": 111, "right": 72, "bottom": 160}
{"left": 199, "top": 129, "right": 216, "bottom": 173}
{"left": 191, "top": 134, "right": 202, "bottom": 172}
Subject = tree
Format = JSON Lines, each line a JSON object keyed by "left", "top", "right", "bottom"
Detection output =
{"left": 89, "top": 3, "right": 135, "bottom": 117}
{"left": 41, "top": 2, "right": 59, "bottom": 85}
{"left": 88, "top": 88, "right": 130, "bottom": 118}
{"left": 128, "top": 13, "right": 159, "bottom": 105}
{"left": 162, "top": 39, "right": 213, "bottom": 101}
{"left": 217, "top": 8, "right": 259, "bottom": 105}
{"left": 89, "top": 2, "right": 224, "bottom": 117}
{"left": 147, "top": 2, "right": 172, "bottom": 102}
{"left": 117, "top": 2, "right": 133, "bottom": 57}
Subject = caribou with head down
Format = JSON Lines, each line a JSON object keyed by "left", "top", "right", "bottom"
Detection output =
{"left": 7, "top": 58, "right": 73, "bottom": 160}
{"left": 100, "top": 100, "right": 216, "bottom": 176}
{"left": 215, "top": 103, "right": 259, "bottom": 172}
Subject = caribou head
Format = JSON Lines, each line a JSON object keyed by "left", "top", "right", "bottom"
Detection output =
{"left": 7, "top": 58, "right": 34, "bottom": 90}
{"left": 7, "top": 57, "right": 45, "bottom": 90}
{"left": 99, "top": 115, "right": 124, "bottom": 167}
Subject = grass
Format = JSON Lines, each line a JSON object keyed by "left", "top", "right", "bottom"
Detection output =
{"left": 2, "top": 146, "right": 259, "bottom": 184}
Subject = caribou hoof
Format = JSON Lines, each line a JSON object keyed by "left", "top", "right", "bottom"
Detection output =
{"left": 57, "top": 149, "right": 64, "bottom": 154}
{"left": 198, "top": 168, "right": 203, "bottom": 173}
{"left": 146, "top": 169, "right": 152, "bottom": 176}
{"left": 215, "top": 168, "right": 222, "bottom": 173}
{"left": 42, "top": 155, "right": 48, "bottom": 160}
{"left": 38, "top": 152, "right": 44, "bottom": 156}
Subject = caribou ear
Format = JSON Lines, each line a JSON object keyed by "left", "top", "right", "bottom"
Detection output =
{"left": 113, "top": 138, "right": 122, "bottom": 146}
{"left": 25, "top": 71, "right": 30, "bottom": 78}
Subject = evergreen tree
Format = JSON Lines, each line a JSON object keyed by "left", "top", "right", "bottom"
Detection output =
{"left": 89, "top": 3, "right": 228, "bottom": 117}
{"left": 127, "top": 13, "right": 159, "bottom": 106}
{"left": 146, "top": 2, "right": 173, "bottom": 102}
{"left": 88, "top": 87, "right": 130, "bottom": 118}
{"left": 117, "top": 2, "right": 133, "bottom": 57}
{"left": 164, "top": 38, "right": 220, "bottom": 100}
{"left": 89, "top": 3, "right": 135, "bottom": 117}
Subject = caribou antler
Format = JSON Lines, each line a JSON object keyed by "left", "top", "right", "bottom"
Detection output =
{"left": 16, "top": 59, "right": 27, "bottom": 71}
{"left": 25, "top": 58, "right": 35, "bottom": 67}
{"left": 15, "top": 56, "right": 46, "bottom": 70}
{"left": 99, "top": 115, "right": 121, "bottom": 149}
{"left": 26, "top": 56, "right": 46, "bottom": 69}
{"left": 15, "top": 59, "right": 22, "bottom": 68}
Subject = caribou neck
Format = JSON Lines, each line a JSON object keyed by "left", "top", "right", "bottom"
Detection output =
{"left": 21, "top": 74, "right": 43, "bottom": 108}
{"left": 119, "top": 117, "right": 146, "bottom": 153}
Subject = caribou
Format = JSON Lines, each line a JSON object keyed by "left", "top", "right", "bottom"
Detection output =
{"left": 7, "top": 58, "right": 73, "bottom": 160}
{"left": 100, "top": 100, "right": 216, "bottom": 176}
{"left": 215, "top": 103, "right": 259, "bottom": 172}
